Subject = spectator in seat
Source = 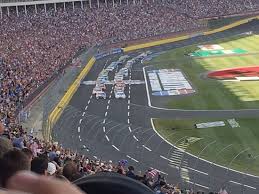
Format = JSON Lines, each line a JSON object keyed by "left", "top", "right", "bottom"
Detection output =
{"left": 0, "top": 149, "right": 31, "bottom": 187}
{"left": 0, "top": 136, "right": 13, "bottom": 158}
{"left": 126, "top": 166, "right": 136, "bottom": 179}
{"left": 63, "top": 161, "right": 82, "bottom": 182}
{"left": 47, "top": 162, "right": 57, "bottom": 176}
{"left": 0, "top": 121, "right": 4, "bottom": 135}
{"left": 22, "top": 147, "right": 33, "bottom": 163}
{"left": 31, "top": 156, "right": 48, "bottom": 175}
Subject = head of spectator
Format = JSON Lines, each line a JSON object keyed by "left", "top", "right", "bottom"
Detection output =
{"left": 0, "top": 149, "right": 30, "bottom": 187}
{"left": 12, "top": 135, "right": 24, "bottom": 149}
{"left": 126, "top": 166, "right": 136, "bottom": 179}
{"left": 22, "top": 147, "right": 33, "bottom": 162}
{"left": 0, "top": 121, "right": 4, "bottom": 135}
{"left": 31, "top": 156, "right": 48, "bottom": 175}
{"left": 63, "top": 161, "right": 82, "bottom": 182}
{"left": 47, "top": 162, "right": 57, "bottom": 176}
{"left": 0, "top": 136, "right": 13, "bottom": 158}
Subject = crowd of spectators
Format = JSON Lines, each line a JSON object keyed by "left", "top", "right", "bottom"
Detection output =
{"left": 0, "top": 121, "right": 199, "bottom": 194}
{"left": 0, "top": 1, "right": 255, "bottom": 193}
{"left": 167, "top": 0, "right": 259, "bottom": 18}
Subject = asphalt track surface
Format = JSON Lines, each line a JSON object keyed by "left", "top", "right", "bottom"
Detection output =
{"left": 54, "top": 20, "right": 259, "bottom": 193}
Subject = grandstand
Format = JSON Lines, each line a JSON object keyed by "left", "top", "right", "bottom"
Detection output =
{"left": 1, "top": 1, "right": 259, "bottom": 194}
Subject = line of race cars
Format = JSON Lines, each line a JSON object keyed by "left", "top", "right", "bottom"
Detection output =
{"left": 92, "top": 51, "right": 152, "bottom": 100}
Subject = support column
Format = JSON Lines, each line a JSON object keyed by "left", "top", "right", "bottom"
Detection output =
{"left": 44, "top": 4, "right": 47, "bottom": 14}
{"left": 81, "top": 0, "right": 84, "bottom": 9}
{"left": 97, "top": 0, "right": 100, "bottom": 8}
{"left": 89, "top": 0, "right": 92, "bottom": 8}
{"left": 54, "top": 3, "right": 57, "bottom": 12}
{"left": 7, "top": 6, "right": 10, "bottom": 17}
{"left": 24, "top": 5, "right": 27, "bottom": 15}
{"left": 72, "top": 1, "right": 75, "bottom": 11}
{"left": 0, "top": 7, "right": 2, "bottom": 19}
{"left": 112, "top": 0, "right": 115, "bottom": 7}
{"left": 127, "top": 0, "right": 129, "bottom": 5}
{"left": 105, "top": 0, "right": 107, "bottom": 7}
{"left": 63, "top": 2, "right": 66, "bottom": 11}
{"left": 34, "top": 4, "right": 37, "bottom": 14}
{"left": 16, "top": 6, "right": 19, "bottom": 17}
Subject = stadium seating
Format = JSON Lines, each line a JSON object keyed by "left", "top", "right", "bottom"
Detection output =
{"left": 1, "top": 1, "right": 256, "bottom": 193}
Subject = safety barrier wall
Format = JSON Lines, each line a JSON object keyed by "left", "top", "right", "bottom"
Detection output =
{"left": 123, "top": 16, "right": 259, "bottom": 52}
{"left": 46, "top": 16, "right": 259, "bottom": 142}
{"left": 45, "top": 57, "right": 96, "bottom": 141}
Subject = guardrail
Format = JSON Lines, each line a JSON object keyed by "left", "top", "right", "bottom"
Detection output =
{"left": 45, "top": 57, "right": 96, "bottom": 141}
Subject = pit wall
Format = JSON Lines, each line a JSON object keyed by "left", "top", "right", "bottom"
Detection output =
{"left": 46, "top": 16, "right": 259, "bottom": 141}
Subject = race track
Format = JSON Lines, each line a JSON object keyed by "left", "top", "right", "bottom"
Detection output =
{"left": 54, "top": 20, "right": 259, "bottom": 193}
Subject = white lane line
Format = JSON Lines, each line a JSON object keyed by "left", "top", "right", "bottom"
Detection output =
{"left": 143, "top": 66, "right": 151, "bottom": 106}
{"left": 107, "top": 105, "right": 110, "bottom": 110}
{"left": 229, "top": 181, "right": 256, "bottom": 190}
{"left": 112, "top": 145, "right": 120, "bottom": 151}
{"left": 127, "top": 119, "right": 130, "bottom": 124}
{"left": 90, "top": 95, "right": 93, "bottom": 99}
{"left": 128, "top": 100, "right": 130, "bottom": 104}
{"left": 128, "top": 105, "right": 130, "bottom": 110}
{"left": 93, "top": 156, "right": 97, "bottom": 159}
{"left": 129, "top": 90, "right": 131, "bottom": 94}
{"left": 105, "top": 112, "right": 108, "bottom": 117}
{"left": 160, "top": 155, "right": 175, "bottom": 163}
{"left": 105, "top": 135, "right": 110, "bottom": 142}
{"left": 82, "top": 112, "right": 86, "bottom": 117}
{"left": 133, "top": 135, "right": 139, "bottom": 141}
{"left": 150, "top": 168, "right": 168, "bottom": 175}
{"left": 142, "top": 145, "right": 152, "bottom": 152}
{"left": 126, "top": 155, "right": 139, "bottom": 163}
{"left": 185, "top": 180, "right": 209, "bottom": 190}
{"left": 128, "top": 126, "right": 132, "bottom": 132}
{"left": 103, "top": 126, "right": 106, "bottom": 132}
{"left": 110, "top": 90, "right": 113, "bottom": 94}
{"left": 79, "top": 119, "right": 82, "bottom": 124}
{"left": 128, "top": 112, "right": 130, "bottom": 116}
{"left": 79, "top": 138, "right": 82, "bottom": 142}
{"left": 88, "top": 100, "right": 91, "bottom": 104}
{"left": 109, "top": 95, "right": 112, "bottom": 98}
{"left": 128, "top": 95, "right": 131, "bottom": 99}
{"left": 188, "top": 167, "right": 208, "bottom": 176}
{"left": 79, "top": 135, "right": 81, "bottom": 139}
{"left": 103, "top": 119, "right": 106, "bottom": 124}
{"left": 78, "top": 126, "right": 81, "bottom": 133}
{"left": 85, "top": 106, "right": 88, "bottom": 110}
{"left": 108, "top": 100, "right": 110, "bottom": 104}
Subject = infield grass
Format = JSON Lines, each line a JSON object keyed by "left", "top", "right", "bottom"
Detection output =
{"left": 154, "top": 118, "right": 259, "bottom": 175}
{"left": 150, "top": 34, "right": 259, "bottom": 110}
{"left": 150, "top": 34, "right": 259, "bottom": 175}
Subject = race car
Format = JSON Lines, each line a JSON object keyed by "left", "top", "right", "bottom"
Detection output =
{"left": 115, "top": 91, "right": 126, "bottom": 99}
{"left": 114, "top": 74, "right": 124, "bottom": 81}
{"left": 114, "top": 85, "right": 125, "bottom": 92}
{"left": 92, "top": 87, "right": 103, "bottom": 95}
{"left": 114, "top": 80, "right": 125, "bottom": 87}
{"left": 119, "top": 68, "right": 129, "bottom": 77}
{"left": 96, "top": 82, "right": 106, "bottom": 90}
{"left": 96, "top": 91, "right": 106, "bottom": 99}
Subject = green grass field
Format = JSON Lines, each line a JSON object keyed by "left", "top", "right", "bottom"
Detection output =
{"left": 149, "top": 34, "right": 259, "bottom": 174}
{"left": 150, "top": 34, "right": 259, "bottom": 110}
{"left": 154, "top": 118, "right": 259, "bottom": 175}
